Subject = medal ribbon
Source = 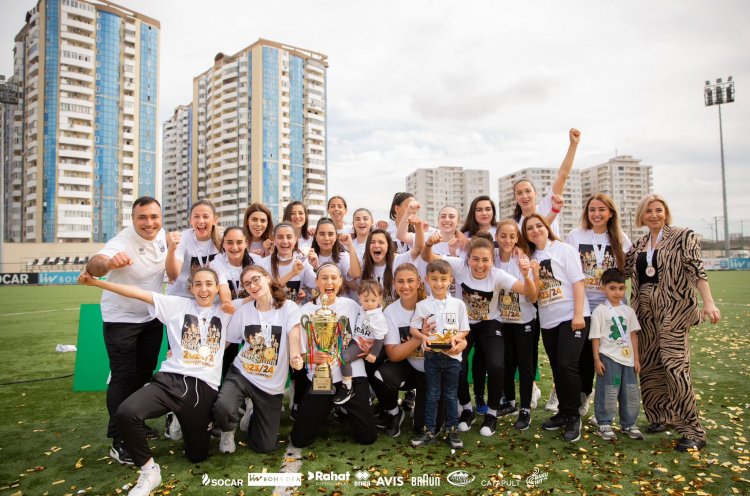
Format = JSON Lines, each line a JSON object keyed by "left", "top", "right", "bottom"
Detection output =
{"left": 196, "top": 303, "right": 217, "bottom": 351}
{"left": 646, "top": 229, "right": 663, "bottom": 269}
{"left": 590, "top": 231, "right": 608, "bottom": 268}
{"left": 605, "top": 300, "right": 630, "bottom": 349}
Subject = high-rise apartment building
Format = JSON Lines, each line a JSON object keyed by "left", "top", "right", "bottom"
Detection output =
{"left": 405, "top": 166, "right": 489, "bottom": 226}
{"left": 161, "top": 104, "right": 192, "bottom": 232}
{"left": 6, "top": 0, "right": 159, "bottom": 243}
{"left": 580, "top": 155, "right": 653, "bottom": 240}
{"left": 1, "top": 75, "right": 23, "bottom": 242}
{"left": 498, "top": 168, "right": 583, "bottom": 237}
{"left": 166, "top": 39, "right": 327, "bottom": 228}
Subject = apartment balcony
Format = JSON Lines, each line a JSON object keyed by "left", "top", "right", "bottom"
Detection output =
{"left": 124, "top": 45, "right": 136, "bottom": 56}
{"left": 63, "top": 17, "right": 95, "bottom": 34}
{"left": 61, "top": 70, "right": 94, "bottom": 83}
{"left": 58, "top": 230, "right": 91, "bottom": 240}
{"left": 60, "top": 29, "right": 94, "bottom": 46}
{"left": 59, "top": 135, "right": 91, "bottom": 147}
{"left": 305, "top": 71, "right": 325, "bottom": 84}
{"left": 61, "top": 109, "right": 93, "bottom": 121}
{"left": 122, "top": 167, "right": 134, "bottom": 176}
{"left": 59, "top": 148, "right": 92, "bottom": 160}
{"left": 122, "top": 181, "right": 134, "bottom": 190}
{"left": 59, "top": 162, "right": 92, "bottom": 173}
{"left": 58, "top": 187, "right": 90, "bottom": 199}
{"left": 122, "top": 155, "right": 135, "bottom": 165}
{"left": 58, "top": 174, "right": 90, "bottom": 186}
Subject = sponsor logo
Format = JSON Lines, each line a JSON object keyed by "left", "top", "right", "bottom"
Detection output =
{"left": 201, "top": 472, "right": 301, "bottom": 487}
{"left": 446, "top": 470, "right": 475, "bottom": 487}
{"left": 0, "top": 273, "right": 35, "bottom": 285}
{"left": 354, "top": 470, "right": 370, "bottom": 487}
{"left": 307, "top": 471, "right": 350, "bottom": 484}
{"left": 526, "top": 467, "right": 548, "bottom": 488}
{"left": 375, "top": 476, "right": 404, "bottom": 487}
{"left": 411, "top": 474, "right": 441, "bottom": 487}
{"left": 201, "top": 473, "right": 243, "bottom": 487}
{"left": 481, "top": 468, "right": 548, "bottom": 489}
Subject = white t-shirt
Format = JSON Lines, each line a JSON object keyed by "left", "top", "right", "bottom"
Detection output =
{"left": 387, "top": 219, "right": 438, "bottom": 254}
{"left": 318, "top": 252, "right": 352, "bottom": 280}
{"left": 300, "top": 297, "right": 364, "bottom": 382}
{"left": 208, "top": 253, "right": 254, "bottom": 299}
{"left": 336, "top": 223, "right": 354, "bottom": 235}
{"left": 353, "top": 307, "right": 388, "bottom": 341}
{"left": 257, "top": 254, "right": 317, "bottom": 302}
{"left": 565, "top": 228, "right": 633, "bottom": 308}
{"left": 532, "top": 240, "right": 591, "bottom": 328}
{"left": 494, "top": 256, "right": 537, "bottom": 324}
{"left": 352, "top": 238, "right": 368, "bottom": 262}
{"left": 384, "top": 298, "right": 423, "bottom": 372}
{"left": 148, "top": 294, "right": 236, "bottom": 390}
{"left": 167, "top": 229, "right": 220, "bottom": 298}
{"left": 443, "top": 256, "right": 518, "bottom": 324}
{"left": 410, "top": 295, "right": 470, "bottom": 362}
{"left": 355, "top": 250, "right": 416, "bottom": 305}
{"left": 98, "top": 226, "right": 167, "bottom": 323}
{"left": 589, "top": 302, "right": 640, "bottom": 367}
{"left": 517, "top": 192, "right": 560, "bottom": 237}
{"left": 297, "top": 235, "right": 313, "bottom": 253}
{"left": 432, "top": 240, "right": 467, "bottom": 260}
{"left": 226, "top": 299, "right": 301, "bottom": 395}
{"left": 464, "top": 225, "right": 497, "bottom": 239}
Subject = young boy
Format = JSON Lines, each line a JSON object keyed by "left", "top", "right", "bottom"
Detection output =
{"left": 589, "top": 268, "right": 644, "bottom": 441}
{"left": 410, "top": 259, "right": 470, "bottom": 449}
{"left": 333, "top": 280, "right": 388, "bottom": 405}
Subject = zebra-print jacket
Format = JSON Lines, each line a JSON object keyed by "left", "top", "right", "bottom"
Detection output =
{"left": 625, "top": 225, "right": 707, "bottom": 330}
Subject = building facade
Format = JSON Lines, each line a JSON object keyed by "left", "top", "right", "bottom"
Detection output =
{"left": 160, "top": 39, "right": 327, "bottom": 228}
{"left": 1, "top": 75, "right": 23, "bottom": 243}
{"left": 580, "top": 155, "right": 653, "bottom": 240}
{"left": 405, "top": 166, "right": 490, "bottom": 226}
{"left": 498, "top": 167, "right": 583, "bottom": 237}
{"left": 161, "top": 104, "right": 191, "bottom": 232}
{"left": 6, "top": 0, "right": 159, "bottom": 243}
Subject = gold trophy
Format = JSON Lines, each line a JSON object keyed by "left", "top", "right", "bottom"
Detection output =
{"left": 426, "top": 313, "right": 457, "bottom": 350}
{"left": 300, "top": 294, "right": 346, "bottom": 394}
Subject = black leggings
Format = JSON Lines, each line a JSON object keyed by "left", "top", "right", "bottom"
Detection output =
{"left": 541, "top": 318, "right": 590, "bottom": 418}
{"left": 457, "top": 320, "right": 505, "bottom": 410}
{"left": 502, "top": 320, "right": 538, "bottom": 409}
{"left": 579, "top": 338, "right": 595, "bottom": 396}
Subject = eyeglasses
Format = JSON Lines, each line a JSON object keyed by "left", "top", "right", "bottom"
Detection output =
{"left": 242, "top": 275, "right": 263, "bottom": 289}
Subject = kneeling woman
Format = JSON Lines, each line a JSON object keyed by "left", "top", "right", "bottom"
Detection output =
{"left": 78, "top": 267, "right": 238, "bottom": 496}
{"left": 290, "top": 263, "right": 377, "bottom": 448}
{"left": 213, "top": 265, "right": 303, "bottom": 454}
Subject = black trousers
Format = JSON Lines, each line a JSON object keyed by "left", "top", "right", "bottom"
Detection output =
{"left": 290, "top": 376, "right": 377, "bottom": 448}
{"left": 116, "top": 372, "right": 217, "bottom": 467}
{"left": 457, "top": 320, "right": 505, "bottom": 410}
{"left": 103, "top": 319, "right": 163, "bottom": 439}
{"left": 541, "top": 318, "right": 590, "bottom": 418}
{"left": 502, "top": 320, "right": 538, "bottom": 408}
{"left": 579, "top": 338, "right": 595, "bottom": 396}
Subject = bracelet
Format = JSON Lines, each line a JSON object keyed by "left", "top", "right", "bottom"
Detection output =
{"left": 551, "top": 208, "right": 561, "bottom": 213}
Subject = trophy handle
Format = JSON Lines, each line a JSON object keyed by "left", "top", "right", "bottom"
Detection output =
{"left": 300, "top": 315, "right": 310, "bottom": 329}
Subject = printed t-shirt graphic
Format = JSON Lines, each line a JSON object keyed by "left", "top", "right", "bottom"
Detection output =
{"left": 180, "top": 312, "right": 223, "bottom": 367}
{"left": 461, "top": 283, "right": 493, "bottom": 321}
{"left": 239, "top": 323, "right": 282, "bottom": 378}
{"left": 538, "top": 259, "right": 563, "bottom": 306}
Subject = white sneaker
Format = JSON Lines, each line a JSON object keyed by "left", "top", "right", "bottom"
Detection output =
{"left": 219, "top": 430, "right": 236, "bottom": 454}
{"left": 578, "top": 392, "right": 595, "bottom": 417}
{"left": 544, "top": 390, "right": 559, "bottom": 413}
{"left": 129, "top": 464, "right": 162, "bottom": 496}
{"left": 164, "top": 413, "right": 182, "bottom": 441}
{"left": 530, "top": 384, "right": 542, "bottom": 409}
{"left": 239, "top": 398, "right": 254, "bottom": 432}
{"left": 596, "top": 425, "right": 617, "bottom": 441}
{"left": 588, "top": 415, "right": 599, "bottom": 427}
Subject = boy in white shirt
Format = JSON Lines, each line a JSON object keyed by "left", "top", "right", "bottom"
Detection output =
{"left": 409, "top": 259, "right": 470, "bottom": 450}
{"left": 589, "top": 268, "right": 644, "bottom": 441}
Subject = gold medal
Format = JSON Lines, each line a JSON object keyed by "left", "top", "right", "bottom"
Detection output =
{"left": 645, "top": 266, "right": 656, "bottom": 277}
{"left": 198, "top": 345, "right": 210, "bottom": 358}
{"left": 263, "top": 347, "right": 277, "bottom": 361}
{"left": 621, "top": 347, "right": 631, "bottom": 358}
{"left": 502, "top": 295, "right": 512, "bottom": 306}
{"left": 594, "top": 268, "right": 604, "bottom": 279}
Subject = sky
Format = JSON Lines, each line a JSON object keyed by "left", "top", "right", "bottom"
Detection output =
{"left": 1, "top": 0, "right": 748, "bottom": 240}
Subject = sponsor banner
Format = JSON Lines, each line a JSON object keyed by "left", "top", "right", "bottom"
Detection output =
{"left": 0, "top": 273, "right": 38, "bottom": 285}
{"left": 201, "top": 472, "right": 301, "bottom": 487}
{"left": 702, "top": 258, "right": 750, "bottom": 270}
{"left": 38, "top": 271, "right": 82, "bottom": 285}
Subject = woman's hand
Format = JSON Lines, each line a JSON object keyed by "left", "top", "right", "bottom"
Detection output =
{"left": 290, "top": 354, "right": 304, "bottom": 371}
{"left": 307, "top": 250, "right": 319, "bottom": 270}
{"left": 221, "top": 301, "right": 236, "bottom": 315}
{"left": 262, "top": 239, "right": 274, "bottom": 256}
{"left": 702, "top": 303, "right": 721, "bottom": 324}
{"left": 312, "top": 351, "right": 331, "bottom": 365}
{"left": 445, "top": 335, "right": 466, "bottom": 356}
{"left": 167, "top": 231, "right": 181, "bottom": 251}
{"left": 426, "top": 231, "right": 442, "bottom": 247}
{"left": 569, "top": 128, "right": 581, "bottom": 145}
{"left": 77, "top": 270, "right": 97, "bottom": 286}
{"left": 338, "top": 233, "right": 354, "bottom": 248}
{"left": 571, "top": 314, "right": 585, "bottom": 331}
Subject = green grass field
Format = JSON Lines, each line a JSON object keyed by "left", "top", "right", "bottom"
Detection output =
{"left": 0, "top": 272, "right": 748, "bottom": 495}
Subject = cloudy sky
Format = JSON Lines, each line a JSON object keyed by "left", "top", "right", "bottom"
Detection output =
{"left": 2, "top": 0, "right": 748, "bottom": 239}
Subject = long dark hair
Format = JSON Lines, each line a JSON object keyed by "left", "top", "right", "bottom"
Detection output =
{"left": 362, "top": 228, "right": 395, "bottom": 299}
{"left": 461, "top": 195, "right": 497, "bottom": 235}
{"left": 311, "top": 217, "right": 343, "bottom": 263}
{"left": 190, "top": 199, "right": 222, "bottom": 251}
{"left": 283, "top": 201, "right": 309, "bottom": 240}
{"left": 270, "top": 222, "right": 298, "bottom": 280}
{"left": 521, "top": 213, "right": 560, "bottom": 255}
{"left": 243, "top": 203, "right": 274, "bottom": 242}
{"left": 220, "top": 226, "right": 254, "bottom": 268}
{"left": 240, "top": 265, "right": 287, "bottom": 309}
{"left": 389, "top": 192, "right": 415, "bottom": 221}
{"left": 393, "top": 262, "right": 427, "bottom": 302}
{"left": 580, "top": 193, "right": 626, "bottom": 270}
{"left": 512, "top": 179, "right": 536, "bottom": 222}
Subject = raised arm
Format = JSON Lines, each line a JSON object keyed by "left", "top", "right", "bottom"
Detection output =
{"left": 408, "top": 214, "right": 425, "bottom": 262}
{"left": 551, "top": 128, "right": 581, "bottom": 196}
{"left": 165, "top": 230, "right": 183, "bottom": 281}
{"left": 340, "top": 233, "right": 362, "bottom": 279}
{"left": 420, "top": 231, "right": 443, "bottom": 263}
{"left": 86, "top": 252, "right": 132, "bottom": 278}
{"left": 509, "top": 255, "right": 536, "bottom": 297}
{"left": 396, "top": 200, "right": 421, "bottom": 246}
{"left": 78, "top": 271, "right": 154, "bottom": 305}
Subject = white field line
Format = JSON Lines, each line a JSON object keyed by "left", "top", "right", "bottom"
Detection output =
{"left": 1, "top": 307, "right": 78, "bottom": 317}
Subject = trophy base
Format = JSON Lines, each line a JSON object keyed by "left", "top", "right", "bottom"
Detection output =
{"left": 429, "top": 342, "right": 453, "bottom": 350}
{"left": 311, "top": 376, "right": 336, "bottom": 395}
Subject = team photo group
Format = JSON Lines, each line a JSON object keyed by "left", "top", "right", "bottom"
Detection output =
{"left": 77, "top": 129, "right": 722, "bottom": 496}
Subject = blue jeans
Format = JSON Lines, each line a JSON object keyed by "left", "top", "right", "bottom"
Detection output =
{"left": 594, "top": 354, "right": 641, "bottom": 428}
{"left": 424, "top": 351, "right": 461, "bottom": 432}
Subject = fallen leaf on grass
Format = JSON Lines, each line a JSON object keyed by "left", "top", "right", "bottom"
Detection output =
{"left": 52, "top": 479, "right": 65, "bottom": 485}
{"left": 75, "top": 458, "right": 84, "bottom": 469}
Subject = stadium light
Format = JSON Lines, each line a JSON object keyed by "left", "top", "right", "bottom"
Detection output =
{"left": 704, "top": 77, "right": 735, "bottom": 257}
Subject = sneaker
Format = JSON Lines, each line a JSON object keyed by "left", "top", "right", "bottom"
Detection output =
{"left": 109, "top": 439, "right": 134, "bottom": 465}
{"left": 290, "top": 403, "right": 299, "bottom": 422}
{"left": 530, "top": 384, "right": 542, "bottom": 409}
{"left": 588, "top": 416, "right": 599, "bottom": 427}
{"left": 479, "top": 414, "right": 497, "bottom": 437}
{"left": 541, "top": 413, "right": 567, "bottom": 431}
{"left": 446, "top": 427, "right": 464, "bottom": 449}
{"left": 375, "top": 410, "right": 389, "bottom": 429}
{"left": 497, "top": 403, "right": 517, "bottom": 417}
{"left": 622, "top": 426, "right": 645, "bottom": 440}
{"left": 128, "top": 463, "right": 161, "bottom": 496}
{"left": 675, "top": 436, "right": 706, "bottom": 452}
{"left": 401, "top": 389, "right": 416, "bottom": 412}
{"left": 239, "top": 398, "right": 253, "bottom": 432}
{"left": 596, "top": 424, "right": 617, "bottom": 441}
{"left": 332, "top": 383, "right": 354, "bottom": 405}
{"left": 164, "top": 412, "right": 182, "bottom": 441}
{"left": 563, "top": 416, "right": 582, "bottom": 442}
{"left": 514, "top": 409, "right": 531, "bottom": 431}
{"left": 143, "top": 422, "right": 160, "bottom": 441}
{"left": 219, "top": 431, "right": 236, "bottom": 454}
{"left": 457, "top": 408, "right": 476, "bottom": 432}
{"left": 384, "top": 408, "right": 405, "bottom": 438}
{"left": 578, "top": 392, "right": 594, "bottom": 416}
{"left": 475, "top": 397, "right": 488, "bottom": 415}
{"left": 646, "top": 422, "right": 668, "bottom": 434}
{"left": 411, "top": 429, "right": 437, "bottom": 447}
{"left": 545, "top": 390, "right": 559, "bottom": 413}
